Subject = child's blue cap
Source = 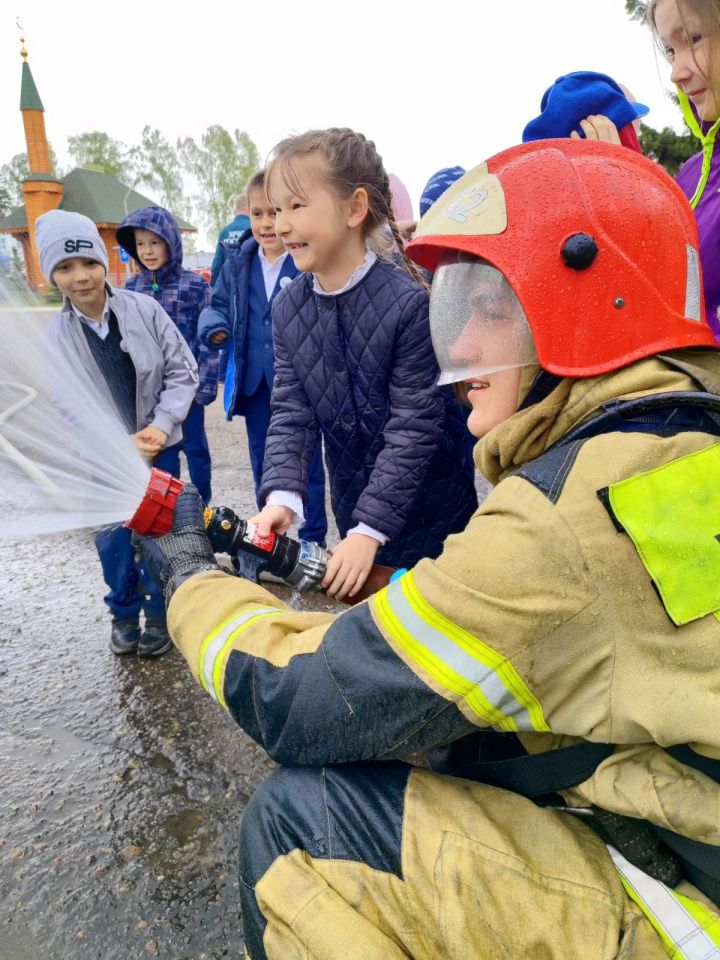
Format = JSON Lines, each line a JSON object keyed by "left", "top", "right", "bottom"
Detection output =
{"left": 419, "top": 166, "right": 466, "bottom": 218}
{"left": 522, "top": 71, "right": 649, "bottom": 142}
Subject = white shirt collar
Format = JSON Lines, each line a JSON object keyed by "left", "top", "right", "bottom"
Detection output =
{"left": 312, "top": 250, "right": 377, "bottom": 296}
{"left": 258, "top": 246, "right": 289, "bottom": 299}
{"left": 70, "top": 296, "right": 110, "bottom": 327}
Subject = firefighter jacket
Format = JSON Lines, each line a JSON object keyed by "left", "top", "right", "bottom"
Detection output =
{"left": 169, "top": 350, "right": 720, "bottom": 885}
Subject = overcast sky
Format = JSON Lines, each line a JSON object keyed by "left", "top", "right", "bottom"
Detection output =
{"left": 3, "top": 1, "right": 683, "bottom": 248}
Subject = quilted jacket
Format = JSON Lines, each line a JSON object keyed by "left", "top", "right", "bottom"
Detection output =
{"left": 259, "top": 258, "right": 477, "bottom": 567}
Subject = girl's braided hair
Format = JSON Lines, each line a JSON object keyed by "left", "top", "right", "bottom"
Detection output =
{"left": 266, "top": 127, "right": 427, "bottom": 288}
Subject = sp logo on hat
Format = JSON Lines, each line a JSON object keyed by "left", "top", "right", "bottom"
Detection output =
{"left": 64, "top": 239, "right": 95, "bottom": 253}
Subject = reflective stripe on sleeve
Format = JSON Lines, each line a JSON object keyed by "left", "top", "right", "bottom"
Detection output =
{"left": 609, "top": 846, "right": 720, "bottom": 959}
{"left": 198, "top": 606, "right": 287, "bottom": 709}
{"left": 373, "top": 572, "right": 550, "bottom": 733}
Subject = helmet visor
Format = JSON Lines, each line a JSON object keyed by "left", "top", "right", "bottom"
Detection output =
{"left": 430, "top": 255, "right": 536, "bottom": 386}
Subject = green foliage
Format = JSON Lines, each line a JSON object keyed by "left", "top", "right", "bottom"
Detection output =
{"left": 131, "top": 126, "right": 189, "bottom": 221}
{"left": 67, "top": 131, "right": 131, "bottom": 180}
{"left": 1, "top": 125, "right": 260, "bottom": 241}
{"left": 0, "top": 184, "right": 14, "bottom": 219}
{"left": 639, "top": 121, "right": 699, "bottom": 175}
{"left": 179, "top": 125, "right": 260, "bottom": 237}
{"left": 626, "top": 0, "right": 649, "bottom": 21}
{"left": 0, "top": 145, "right": 60, "bottom": 214}
{"left": 0, "top": 153, "right": 29, "bottom": 213}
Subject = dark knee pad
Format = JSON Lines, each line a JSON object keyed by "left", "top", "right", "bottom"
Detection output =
{"left": 239, "top": 762, "right": 412, "bottom": 959}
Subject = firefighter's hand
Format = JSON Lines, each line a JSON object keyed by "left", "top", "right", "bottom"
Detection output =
{"left": 570, "top": 114, "right": 621, "bottom": 144}
{"left": 250, "top": 505, "right": 294, "bottom": 537}
{"left": 136, "top": 484, "right": 220, "bottom": 602}
{"left": 322, "top": 534, "right": 380, "bottom": 601}
{"left": 132, "top": 426, "right": 168, "bottom": 456}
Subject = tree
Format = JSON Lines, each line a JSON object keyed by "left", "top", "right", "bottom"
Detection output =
{"left": 639, "top": 121, "right": 698, "bottom": 174}
{"left": 0, "top": 181, "right": 15, "bottom": 219}
{"left": 180, "top": 125, "right": 260, "bottom": 238}
{"left": 0, "top": 146, "right": 59, "bottom": 213}
{"left": 131, "top": 126, "right": 190, "bottom": 221}
{"left": 625, "top": 0, "right": 649, "bottom": 20}
{"left": 67, "top": 131, "right": 132, "bottom": 180}
{"left": 0, "top": 153, "right": 29, "bottom": 212}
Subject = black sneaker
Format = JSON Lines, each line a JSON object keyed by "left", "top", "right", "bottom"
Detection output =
{"left": 110, "top": 618, "right": 140, "bottom": 655}
{"left": 138, "top": 618, "right": 172, "bottom": 658}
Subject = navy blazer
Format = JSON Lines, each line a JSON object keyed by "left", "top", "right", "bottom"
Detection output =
{"left": 198, "top": 238, "right": 299, "bottom": 418}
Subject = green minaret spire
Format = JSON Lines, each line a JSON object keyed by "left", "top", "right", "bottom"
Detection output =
{"left": 19, "top": 40, "right": 44, "bottom": 112}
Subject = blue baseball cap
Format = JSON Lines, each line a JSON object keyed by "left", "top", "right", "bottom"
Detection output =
{"left": 522, "top": 71, "right": 649, "bottom": 142}
{"left": 419, "top": 166, "right": 466, "bottom": 218}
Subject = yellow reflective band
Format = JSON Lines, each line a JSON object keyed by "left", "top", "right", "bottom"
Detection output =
{"left": 373, "top": 572, "right": 550, "bottom": 732}
{"left": 609, "top": 846, "right": 720, "bottom": 959}
{"left": 198, "top": 606, "right": 287, "bottom": 709}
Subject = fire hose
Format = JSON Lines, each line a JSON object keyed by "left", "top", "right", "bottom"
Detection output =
{"left": 126, "top": 468, "right": 398, "bottom": 605}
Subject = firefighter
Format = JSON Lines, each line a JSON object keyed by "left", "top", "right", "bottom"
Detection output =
{"left": 141, "top": 139, "right": 720, "bottom": 960}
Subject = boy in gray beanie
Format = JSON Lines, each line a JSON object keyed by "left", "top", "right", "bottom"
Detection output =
{"left": 38, "top": 209, "right": 199, "bottom": 657}
{"left": 36, "top": 209, "right": 109, "bottom": 281}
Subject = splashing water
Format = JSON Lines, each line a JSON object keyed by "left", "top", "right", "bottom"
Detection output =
{"left": 0, "top": 292, "right": 151, "bottom": 540}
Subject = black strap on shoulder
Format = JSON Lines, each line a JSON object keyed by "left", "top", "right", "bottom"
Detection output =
{"left": 561, "top": 391, "right": 720, "bottom": 444}
{"left": 517, "top": 391, "right": 720, "bottom": 503}
{"left": 455, "top": 741, "right": 614, "bottom": 804}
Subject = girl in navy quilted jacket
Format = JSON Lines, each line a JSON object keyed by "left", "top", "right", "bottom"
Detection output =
{"left": 253, "top": 127, "right": 477, "bottom": 601}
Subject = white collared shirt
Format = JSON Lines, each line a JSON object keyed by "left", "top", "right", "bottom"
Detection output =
{"left": 71, "top": 298, "right": 111, "bottom": 339}
{"left": 258, "top": 247, "right": 289, "bottom": 300}
{"left": 311, "top": 250, "right": 377, "bottom": 296}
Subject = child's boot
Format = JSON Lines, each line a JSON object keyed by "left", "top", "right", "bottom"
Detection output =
{"left": 110, "top": 618, "right": 141, "bottom": 655}
{"left": 138, "top": 618, "right": 172, "bottom": 658}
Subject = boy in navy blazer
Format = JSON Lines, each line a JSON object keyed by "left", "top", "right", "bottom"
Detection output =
{"left": 199, "top": 171, "right": 327, "bottom": 543}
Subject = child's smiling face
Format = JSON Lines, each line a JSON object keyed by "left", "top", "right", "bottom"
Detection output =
{"left": 248, "top": 188, "right": 285, "bottom": 261}
{"left": 52, "top": 257, "right": 107, "bottom": 319}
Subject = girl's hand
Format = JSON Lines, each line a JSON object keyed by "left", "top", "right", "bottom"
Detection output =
{"left": 322, "top": 534, "right": 380, "bottom": 601}
{"left": 250, "top": 505, "right": 294, "bottom": 537}
{"left": 132, "top": 426, "right": 168, "bottom": 456}
{"left": 570, "top": 115, "right": 621, "bottom": 145}
{"left": 209, "top": 331, "right": 229, "bottom": 345}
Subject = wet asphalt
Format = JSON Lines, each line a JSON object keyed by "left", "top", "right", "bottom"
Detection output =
{"left": 1, "top": 396, "right": 490, "bottom": 959}
{"left": 1, "top": 401, "right": 344, "bottom": 960}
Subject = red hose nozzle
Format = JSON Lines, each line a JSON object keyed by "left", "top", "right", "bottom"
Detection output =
{"left": 126, "top": 468, "right": 185, "bottom": 535}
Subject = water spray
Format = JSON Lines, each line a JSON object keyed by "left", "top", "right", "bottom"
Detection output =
{"left": 0, "top": 380, "right": 73, "bottom": 510}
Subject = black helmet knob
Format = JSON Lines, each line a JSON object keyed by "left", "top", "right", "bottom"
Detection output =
{"left": 561, "top": 233, "right": 599, "bottom": 270}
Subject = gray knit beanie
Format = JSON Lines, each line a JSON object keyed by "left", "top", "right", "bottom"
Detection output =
{"left": 36, "top": 210, "right": 109, "bottom": 281}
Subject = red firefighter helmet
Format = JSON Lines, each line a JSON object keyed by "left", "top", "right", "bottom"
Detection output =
{"left": 408, "top": 139, "right": 717, "bottom": 378}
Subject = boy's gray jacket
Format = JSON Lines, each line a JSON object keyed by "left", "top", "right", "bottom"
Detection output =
{"left": 45, "top": 284, "right": 198, "bottom": 446}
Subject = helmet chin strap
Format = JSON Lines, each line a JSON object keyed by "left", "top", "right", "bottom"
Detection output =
{"left": 518, "top": 367, "right": 562, "bottom": 410}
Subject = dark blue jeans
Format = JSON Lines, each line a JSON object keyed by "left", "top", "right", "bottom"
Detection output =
{"left": 244, "top": 381, "right": 327, "bottom": 543}
{"left": 95, "top": 445, "right": 180, "bottom": 622}
{"left": 182, "top": 401, "right": 212, "bottom": 504}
